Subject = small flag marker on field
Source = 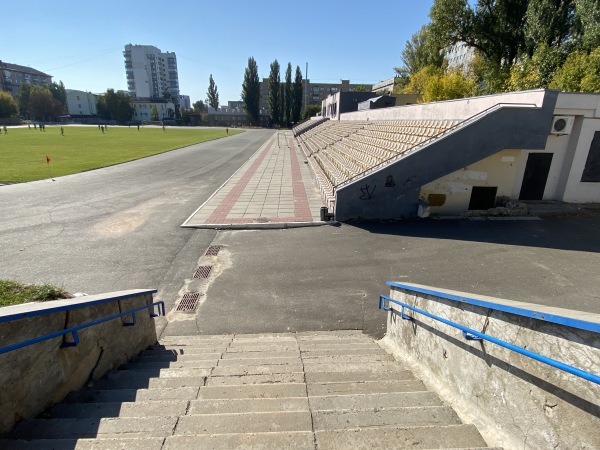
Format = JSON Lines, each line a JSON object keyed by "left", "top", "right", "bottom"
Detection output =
{"left": 46, "top": 155, "right": 55, "bottom": 181}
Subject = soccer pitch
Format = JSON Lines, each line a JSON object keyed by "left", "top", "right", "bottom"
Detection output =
{"left": 0, "top": 125, "right": 242, "bottom": 183}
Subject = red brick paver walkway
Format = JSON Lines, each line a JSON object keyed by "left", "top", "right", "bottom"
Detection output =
{"left": 182, "top": 131, "right": 325, "bottom": 228}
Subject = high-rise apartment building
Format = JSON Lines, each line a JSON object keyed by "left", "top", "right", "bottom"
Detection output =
{"left": 123, "top": 44, "right": 179, "bottom": 100}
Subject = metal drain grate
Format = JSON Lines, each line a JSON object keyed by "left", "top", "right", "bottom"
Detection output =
{"left": 176, "top": 292, "right": 202, "bottom": 312}
{"left": 205, "top": 245, "right": 222, "bottom": 256}
{"left": 193, "top": 265, "right": 213, "bottom": 279}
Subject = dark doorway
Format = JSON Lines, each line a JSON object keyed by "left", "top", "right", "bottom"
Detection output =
{"left": 469, "top": 186, "right": 498, "bottom": 210}
{"left": 519, "top": 153, "right": 553, "bottom": 200}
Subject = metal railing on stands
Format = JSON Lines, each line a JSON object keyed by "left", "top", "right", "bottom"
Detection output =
{"left": 0, "top": 294, "right": 165, "bottom": 355}
{"left": 379, "top": 282, "right": 600, "bottom": 385}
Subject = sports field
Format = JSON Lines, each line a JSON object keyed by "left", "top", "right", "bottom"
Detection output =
{"left": 0, "top": 125, "right": 242, "bottom": 183}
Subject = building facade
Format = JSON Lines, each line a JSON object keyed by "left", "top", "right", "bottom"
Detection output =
{"left": 178, "top": 95, "right": 191, "bottom": 110}
{"left": 65, "top": 89, "right": 97, "bottom": 117}
{"left": 131, "top": 99, "right": 175, "bottom": 122}
{"left": 0, "top": 61, "right": 52, "bottom": 97}
{"left": 123, "top": 44, "right": 180, "bottom": 101}
{"left": 445, "top": 42, "right": 476, "bottom": 71}
{"left": 258, "top": 78, "right": 373, "bottom": 113}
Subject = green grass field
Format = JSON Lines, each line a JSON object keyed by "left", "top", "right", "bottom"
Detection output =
{"left": 0, "top": 125, "right": 242, "bottom": 183}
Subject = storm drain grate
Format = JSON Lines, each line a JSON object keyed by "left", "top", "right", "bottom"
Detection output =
{"left": 176, "top": 292, "right": 202, "bottom": 312}
{"left": 205, "top": 245, "right": 223, "bottom": 257}
{"left": 194, "top": 265, "right": 213, "bottom": 279}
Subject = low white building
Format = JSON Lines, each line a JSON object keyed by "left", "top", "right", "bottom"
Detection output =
{"left": 65, "top": 89, "right": 97, "bottom": 117}
{"left": 131, "top": 99, "right": 175, "bottom": 122}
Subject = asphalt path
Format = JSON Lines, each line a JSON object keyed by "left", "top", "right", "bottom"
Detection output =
{"left": 0, "top": 128, "right": 274, "bottom": 297}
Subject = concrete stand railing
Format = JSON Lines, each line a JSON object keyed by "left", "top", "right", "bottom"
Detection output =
{"left": 379, "top": 282, "right": 600, "bottom": 450}
{"left": 0, "top": 290, "right": 160, "bottom": 434}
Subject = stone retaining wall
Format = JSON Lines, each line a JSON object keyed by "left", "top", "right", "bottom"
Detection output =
{"left": 380, "top": 283, "right": 600, "bottom": 450}
{"left": 0, "top": 290, "right": 159, "bottom": 434}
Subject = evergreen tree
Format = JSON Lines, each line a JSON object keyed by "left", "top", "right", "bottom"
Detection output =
{"left": 268, "top": 59, "right": 281, "bottom": 126}
{"left": 206, "top": 74, "right": 219, "bottom": 110}
{"left": 241, "top": 57, "right": 261, "bottom": 126}
{"left": 284, "top": 63, "right": 292, "bottom": 128}
{"left": 292, "top": 66, "right": 303, "bottom": 124}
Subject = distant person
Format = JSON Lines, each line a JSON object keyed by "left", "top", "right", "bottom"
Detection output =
{"left": 3, "top": 125, "right": 7, "bottom": 134}
{"left": 28, "top": 124, "right": 31, "bottom": 130}
{"left": 137, "top": 123, "right": 140, "bottom": 131}
{"left": 98, "top": 124, "right": 101, "bottom": 131}
{"left": 226, "top": 128, "right": 229, "bottom": 135}
{"left": 105, "top": 124, "right": 108, "bottom": 132}
{"left": 101, "top": 126, "right": 104, "bottom": 133}
{"left": 34, "top": 123, "right": 37, "bottom": 130}
{"left": 162, "top": 123, "right": 166, "bottom": 132}
{"left": 60, "top": 126, "right": 64, "bottom": 136}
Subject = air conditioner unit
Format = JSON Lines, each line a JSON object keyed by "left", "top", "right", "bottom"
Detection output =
{"left": 550, "top": 116, "right": 574, "bottom": 135}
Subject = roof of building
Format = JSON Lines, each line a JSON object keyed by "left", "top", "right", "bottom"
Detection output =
{"left": 0, "top": 61, "right": 52, "bottom": 77}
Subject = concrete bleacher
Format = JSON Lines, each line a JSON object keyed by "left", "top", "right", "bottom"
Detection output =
{"left": 296, "top": 119, "right": 461, "bottom": 210}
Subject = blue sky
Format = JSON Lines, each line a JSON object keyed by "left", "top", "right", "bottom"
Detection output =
{"left": 3, "top": 0, "right": 434, "bottom": 105}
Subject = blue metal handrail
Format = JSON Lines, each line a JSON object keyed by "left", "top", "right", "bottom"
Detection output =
{"left": 0, "top": 301, "right": 165, "bottom": 355}
{"left": 379, "top": 294, "right": 600, "bottom": 385}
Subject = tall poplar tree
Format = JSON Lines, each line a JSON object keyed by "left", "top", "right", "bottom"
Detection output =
{"left": 268, "top": 59, "right": 281, "bottom": 126}
{"left": 284, "top": 63, "right": 292, "bottom": 128}
{"left": 292, "top": 66, "right": 303, "bottom": 124}
{"left": 241, "top": 57, "right": 261, "bottom": 126}
{"left": 206, "top": 74, "right": 219, "bottom": 110}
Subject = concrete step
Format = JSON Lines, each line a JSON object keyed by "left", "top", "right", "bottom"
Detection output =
{"left": 206, "top": 373, "right": 305, "bottom": 386}
{"left": 301, "top": 354, "right": 395, "bottom": 363}
{"left": 174, "top": 411, "right": 312, "bottom": 434}
{"left": 159, "top": 335, "right": 233, "bottom": 343}
{"left": 162, "top": 432, "right": 314, "bottom": 450}
{"left": 9, "top": 417, "right": 178, "bottom": 439}
{"left": 305, "top": 370, "right": 413, "bottom": 383}
{"left": 230, "top": 336, "right": 297, "bottom": 344}
{"left": 106, "top": 367, "right": 210, "bottom": 380}
{"left": 315, "top": 424, "right": 489, "bottom": 449}
{"left": 301, "top": 347, "right": 388, "bottom": 357}
{"left": 136, "top": 351, "right": 222, "bottom": 360}
{"left": 0, "top": 438, "right": 165, "bottom": 450}
{"left": 299, "top": 341, "right": 381, "bottom": 349}
{"left": 211, "top": 363, "right": 304, "bottom": 376}
{"left": 307, "top": 379, "right": 427, "bottom": 396}
{"left": 64, "top": 387, "right": 199, "bottom": 403}
{"left": 221, "top": 350, "right": 299, "bottom": 359}
{"left": 313, "top": 405, "right": 461, "bottom": 430}
{"left": 189, "top": 397, "right": 310, "bottom": 414}
{"left": 120, "top": 360, "right": 218, "bottom": 370}
{"left": 217, "top": 356, "right": 301, "bottom": 365}
{"left": 148, "top": 344, "right": 228, "bottom": 353}
{"left": 296, "top": 330, "right": 365, "bottom": 338}
{"left": 198, "top": 383, "right": 307, "bottom": 399}
{"left": 309, "top": 391, "right": 443, "bottom": 411}
{"left": 225, "top": 344, "right": 300, "bottom": 353}
{"left": 90, "top": 376, "right": 206, "bottom": 390}
{"left": 302, "top": 361, "right": 404, "bottom": 373}
{"left": 48, "top": 400, "right": 188, "bottom": 418}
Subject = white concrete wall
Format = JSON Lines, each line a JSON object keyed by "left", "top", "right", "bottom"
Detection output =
{"left": 65, "top": 90, "right": 97, "bottom": 116}
{"left": 381, "top": 283, "right": 600, "bottom": 450}
{"left": 340, "top": 89, "right": 548, "bottom": 122}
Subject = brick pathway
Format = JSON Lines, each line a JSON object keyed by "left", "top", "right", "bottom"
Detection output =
{"left": 182, "top": 131, "right": 325, "bottom": 228}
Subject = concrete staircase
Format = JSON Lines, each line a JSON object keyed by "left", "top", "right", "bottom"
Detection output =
{"left": 2, "top": 331, "right": 498, "bottom": 449}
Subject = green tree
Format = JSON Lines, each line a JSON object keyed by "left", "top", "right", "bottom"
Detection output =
{"left": 575, "top": 0, "right": 600, "bottom": 51}
{"left": 525, "top": 0, "right": 576, "bottom": 54}
{"left": 241, "top": 57, "right": 261, "bottom": 126}
{"left": 49, "top": 81, "right": 67, "bottom": 106}
{"left": 151, "top": 105, "right": 159, "bottom": 121}
{"left": 292, "top": 66, "right": 303, "bottom": 124}
{"left": 96, "top": 89, "right": 134, "bottom": 123}
{"left": 0, "top": 91, "right": 18, "bottom": 118}
{"left": 284, "top": 63, "right": 292, "bottom": 128}
{"left": 550, "top": 47, "right": 600, "bottom": 92}
{"left": 508, "top": 44, "right": 566, "bottom": 90}
{"left": 193, "top": 100, "right": 207, "bottom": 111}
{"left": 398, "top": 24, "right": 445, "bottom": 75}
{"left": 302, "top": 104, "right": 321, "bottom": 120}
{"left": 403, "top": 66, "right": 444, "bottom": 95}
{"left": 17, "top": 84, "right": 33, "bottom": 119}
{"left": 421, "top": 69, "right": 478, "bottom": 102}
{"left": 353, "top": 85, "right": 367, "bottom": 92}
{"left": 206, "top": 74, "right": 219, "bottom": 110}
{"left": 268, "top": 59, "right": 281, "bottom": 126}
{"left": 29, "top": 87, "right": 57, "bottom": 121}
